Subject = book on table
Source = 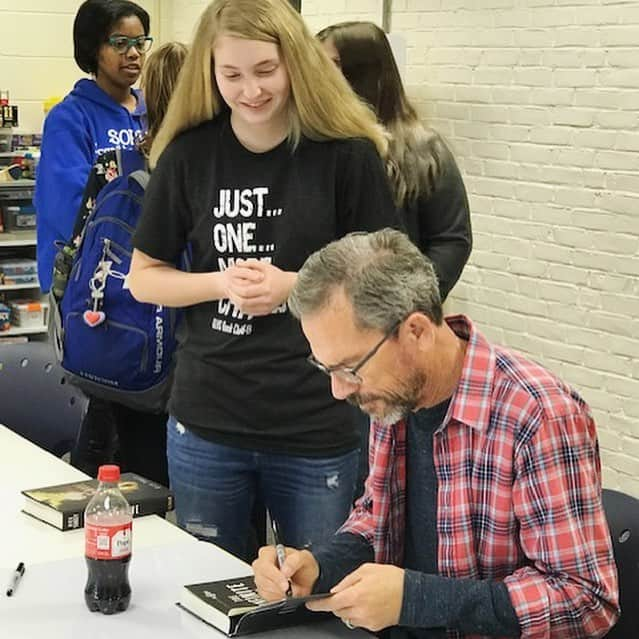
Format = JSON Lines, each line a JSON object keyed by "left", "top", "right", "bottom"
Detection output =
{"left": 21, "top": 472, "right": 174, "bottom": 530}
{"left": 177, "top": 575, "right": 332, "bottom": 636}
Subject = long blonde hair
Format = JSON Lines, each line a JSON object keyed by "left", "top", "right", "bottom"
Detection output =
{"left": 139, "top": 41, "right": 188, "bottom": 157}
{"left": 149, "top": 0, "right": 387, "bottom": 167}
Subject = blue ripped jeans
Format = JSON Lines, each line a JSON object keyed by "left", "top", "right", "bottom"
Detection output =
{"left": 167, "top": 416, "right": 358, "bottom": 561}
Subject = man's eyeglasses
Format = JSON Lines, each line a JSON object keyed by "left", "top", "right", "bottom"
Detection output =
{"left": 307, "top": 320, "right": 401, "bottom": 385}
{"left": 107, "top": 35, "right": 154, "bottom": 54}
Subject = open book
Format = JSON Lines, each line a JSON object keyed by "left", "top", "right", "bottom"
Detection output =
{"left": 177, "top": 575, "right": 332, "bottom": 636}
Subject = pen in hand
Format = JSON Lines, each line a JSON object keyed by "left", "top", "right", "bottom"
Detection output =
{"left": 6, "top": 562, "right": 25, "bottom": 597}
{"left": 271, "top": 518, "right": 293, "bottom": 597}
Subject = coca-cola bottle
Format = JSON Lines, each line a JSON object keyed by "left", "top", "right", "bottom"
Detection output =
{"left": 84, "top": 464, "right": 132, "bottom": 614}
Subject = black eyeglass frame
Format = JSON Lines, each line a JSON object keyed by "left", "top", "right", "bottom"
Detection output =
{"left": 107, "top": 35, "right": 154, "bottom": 54}
{"left": 307, "top": 319, "right": 402, "bottom": 385}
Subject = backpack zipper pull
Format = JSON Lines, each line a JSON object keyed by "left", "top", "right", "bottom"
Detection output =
{"left": 82, "top": 241, "right": 110, "bottom": 328}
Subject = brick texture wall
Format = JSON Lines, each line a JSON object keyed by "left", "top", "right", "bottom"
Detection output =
{"left": 159, "top": 0, "right": 382, "bottom": 41}
{"left": 307, "top": 0, "right": 639, "bottom": 498}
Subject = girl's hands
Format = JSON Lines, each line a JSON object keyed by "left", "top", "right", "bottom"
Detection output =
{"left": 224, "top": 259, "right": 297, "bottom": 316}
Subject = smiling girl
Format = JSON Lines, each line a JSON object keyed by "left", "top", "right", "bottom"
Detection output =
{"left": 34, "top": 1, "right": 167, "bottom": 484}
{"left": 128, "top": 0, "right": 400, "bottom": 560}
{"left": 35, "top": 0, "right": 152, "bottom": 293}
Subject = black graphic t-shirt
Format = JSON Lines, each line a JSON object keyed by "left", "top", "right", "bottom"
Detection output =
{"left": 133, "top": 113, "right": 399, "bottom": 455}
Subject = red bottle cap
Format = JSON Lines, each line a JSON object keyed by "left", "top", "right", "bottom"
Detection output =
{"left": 97, "top": 464, "right": 121, "bottom": 482}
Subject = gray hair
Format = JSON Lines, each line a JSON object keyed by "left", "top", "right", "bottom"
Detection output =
{"left": 289, "top": 228, "right": 443, "bottom": 331}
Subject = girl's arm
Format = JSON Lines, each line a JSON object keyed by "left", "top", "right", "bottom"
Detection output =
{"left": 129, "top": 248, "right": 227, "bottom": 307}
{"left": 128, "top": 249, "right": 266, "bottom": 308}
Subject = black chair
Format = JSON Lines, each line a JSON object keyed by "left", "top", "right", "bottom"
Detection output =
{"left": 0, "top": 340, "right": 88, "bottom": 457}
{"left": 602, "top": 488, "right": 639, "bottom": 638}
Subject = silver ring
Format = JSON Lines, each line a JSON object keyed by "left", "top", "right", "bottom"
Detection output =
{"left": 344, "top": 618, "right": 355, "bottom": 630}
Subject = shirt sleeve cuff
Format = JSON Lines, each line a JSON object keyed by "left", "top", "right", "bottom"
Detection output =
{"left": 399, "top": 571, "right": 520, "bottom": 637}
{"left": 312, "top": 533, "right": 373, "bottom": 593}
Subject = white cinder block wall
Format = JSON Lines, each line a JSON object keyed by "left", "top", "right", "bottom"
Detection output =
{"left": 306, "top": 0, "right": 639, "bottom": 498}
{"left": 159, "top": 0, "right": 383, "bottom": 41}
{"left": 402, "top": 0, "right": 639, "bottom": 498}
{"left": 1, "top": 0, "right": 637, "bottom": 496}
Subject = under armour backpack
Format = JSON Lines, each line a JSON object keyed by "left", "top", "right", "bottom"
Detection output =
{"left": 50, "top": 154, "right": 179, "bottom": 413}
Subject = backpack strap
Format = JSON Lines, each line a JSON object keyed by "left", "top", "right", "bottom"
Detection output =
{"left": 129, "top": 170, "right": 150, "bottom": 190}
{"left": 70, "top": 148, "right": 124, "bottom": 242}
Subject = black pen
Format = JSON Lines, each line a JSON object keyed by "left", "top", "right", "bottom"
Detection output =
{"left": 270, "top": 518, "right": 293, "bottom": 597}
{"left": 6, "top": 562, "right": 25, "bottom": 597}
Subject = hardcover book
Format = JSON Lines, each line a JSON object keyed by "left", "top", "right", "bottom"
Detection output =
{"left": 177, "top": 575, "right": 332, "bottom": 636}
{"left": 21, "top": 472, "right": 174, "bottom": 531}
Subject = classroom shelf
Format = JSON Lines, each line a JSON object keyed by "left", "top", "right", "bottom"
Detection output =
{"left": 0, "top": 229, "right": 36, "bottom": 247}
{"left": 0, "top": 324, "right": 47, "bottom": 337}
{"left": 0, "top": 282, "right": 39, "bottom": 291}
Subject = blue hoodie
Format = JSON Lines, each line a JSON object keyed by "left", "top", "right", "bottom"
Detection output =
{"left": 34, "top": 78, "right": 146, "bottom": 292}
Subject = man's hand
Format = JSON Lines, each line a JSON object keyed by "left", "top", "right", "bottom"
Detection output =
{"left": 252, "top": 546, "right": 319, "bottom": 601}
{"left": 226, "top": 259, "right": 297, "bottom": 316}
{"left": 306, "top": 563, "right": 404, "bottom": 632}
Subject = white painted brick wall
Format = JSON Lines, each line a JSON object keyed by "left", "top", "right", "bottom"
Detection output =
{"left": 157, "top": 0, "right": 207, "bottom": 43}
{"left": 2, "top": 0, "right": 636, "bottom": 497}
{"left": 398, "top": 0, "right": 638, "bottom": 497}
{"left": 158, "top": 0, "right": 383, "bottom": 41}
{"left": 301, "top": 0, "right": 382, "bottom": 33}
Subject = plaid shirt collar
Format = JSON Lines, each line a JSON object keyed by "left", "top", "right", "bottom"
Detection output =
{"left": 440, "top": 314, "right": 495, "bottom": 433}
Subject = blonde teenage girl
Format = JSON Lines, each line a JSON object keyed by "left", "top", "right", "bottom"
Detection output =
{"left": 129, "top": 0, "right": 399, "bottom": 560}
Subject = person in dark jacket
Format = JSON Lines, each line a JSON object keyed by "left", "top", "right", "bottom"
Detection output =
{"left": 318, "top": 21, "right": 472, "bottom": 300}
{"left": 318, "top": 21, "right": 473, "bottom": 498}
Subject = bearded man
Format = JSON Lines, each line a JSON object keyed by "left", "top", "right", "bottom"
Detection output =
{"left": 252, "top": 228, "right": 619, "bottom": 639}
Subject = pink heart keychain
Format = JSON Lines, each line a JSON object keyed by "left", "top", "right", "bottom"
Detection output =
{"left": 83, "top": 310, "right": 106, "bottom": 327}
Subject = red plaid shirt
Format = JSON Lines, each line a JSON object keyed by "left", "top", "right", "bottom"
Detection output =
{"left": 340, "top": 315, "right": 619, "bottom": 639}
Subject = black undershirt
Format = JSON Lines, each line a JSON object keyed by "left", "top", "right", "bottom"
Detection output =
{"left": 314, "top": 402, "right": 520, "bottom": 637}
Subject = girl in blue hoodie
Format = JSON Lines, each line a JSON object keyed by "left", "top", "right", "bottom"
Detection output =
{"left": 35, "top": 0, "right": 171, "bottom": 486}
{"left": 35, "top": 0, "right": 152, "bottom": 293}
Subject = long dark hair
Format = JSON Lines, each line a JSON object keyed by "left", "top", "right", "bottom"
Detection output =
{"left": 317, "top": 21, "right": 413, "bottom": 128}
{"left": 318, "top": 21, "right": 444, "bottom": 206}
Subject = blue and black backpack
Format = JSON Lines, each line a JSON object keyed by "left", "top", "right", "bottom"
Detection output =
{"left": 50, "top": 149, "right": 179, "bottom": 413}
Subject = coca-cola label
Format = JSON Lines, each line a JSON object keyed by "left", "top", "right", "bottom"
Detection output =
{"left": 85, "top": 522, "right": 132, "bottom": 559}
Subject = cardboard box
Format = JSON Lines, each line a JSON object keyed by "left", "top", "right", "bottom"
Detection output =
{"left": 9, "top": 299, "right": 48, "bottom": 328}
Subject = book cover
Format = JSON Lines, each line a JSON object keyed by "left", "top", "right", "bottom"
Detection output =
{"left": 21, "top": 472, "right": 174, "bottom": 531}
{"left": 177, "top": 575, "right": 332, "bottom": 636}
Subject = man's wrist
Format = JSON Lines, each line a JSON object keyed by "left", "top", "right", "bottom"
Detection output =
{"left": 299, "top": 548, "right": 322, "bottom": 593}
